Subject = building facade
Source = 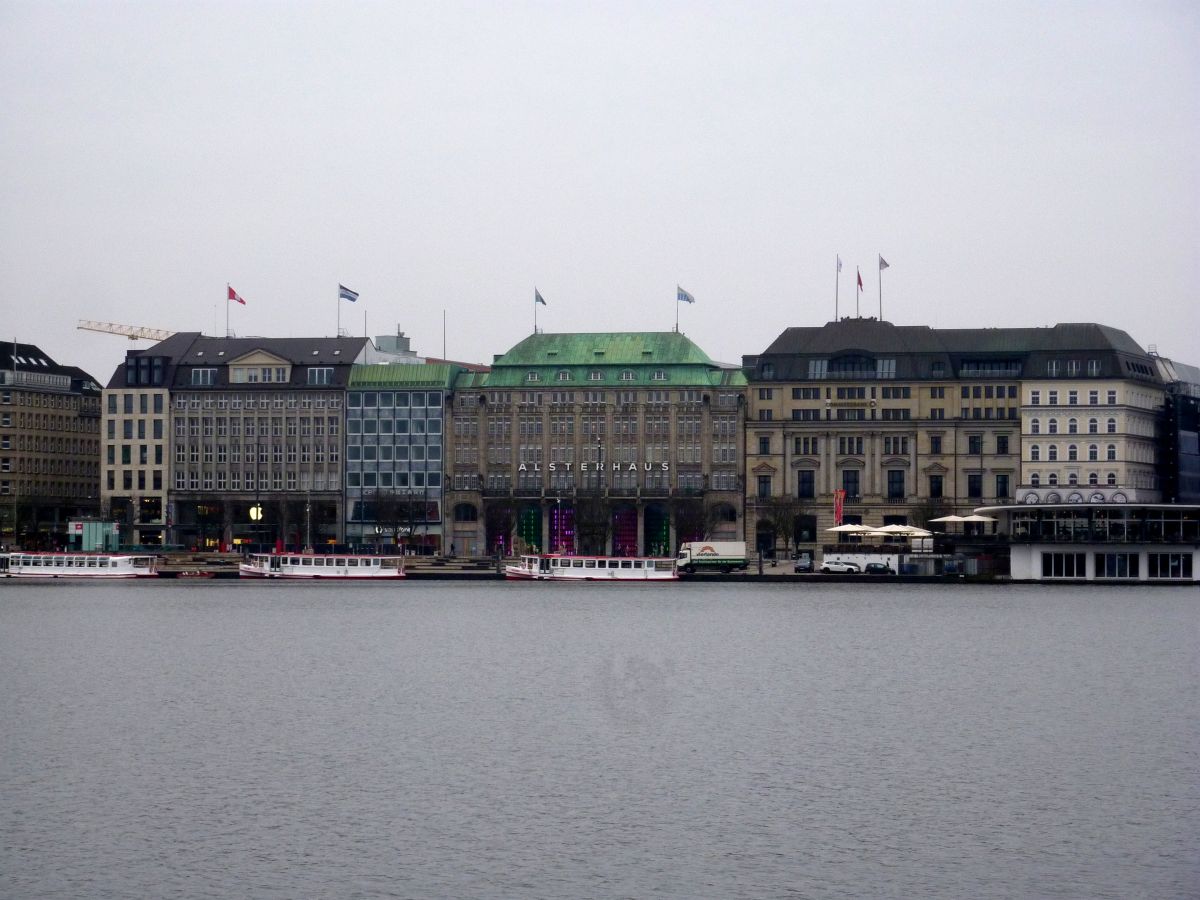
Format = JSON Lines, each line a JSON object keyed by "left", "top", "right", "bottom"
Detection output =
{"left": 443, "top": 332, "right": 746, "bottom": 556}
{"left": 743, "top": 319, "right": 1164, "bottom": 556}
{"left": 345, "top": 363, "right": 459, "bottom": 550}
{"left": 103, "top": 334, "right": 372, "bottom": 549}
{"left": 1, "top": 342, "right": 102, "bottom": 547}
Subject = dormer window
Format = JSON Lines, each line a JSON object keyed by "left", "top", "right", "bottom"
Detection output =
{"left": 651, "top": 370, "right": 667, "bottom": 381}
{"left": 526, "top": 372, "right": 541, "bottom": 382}
{"left": 556, "top": 370, "right": 570, "bottom": 382}
{"left": 620, "top": 370, "right": 635, "bottom": 381}
{"left": 588, "top": 370, "right": 602, "bottom": 381}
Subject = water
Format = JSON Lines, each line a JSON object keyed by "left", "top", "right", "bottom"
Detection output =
{"left": 1, "top": 581, "right": 1196, "bottom": 899}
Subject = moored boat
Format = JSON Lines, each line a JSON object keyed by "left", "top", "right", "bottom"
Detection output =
{"left": 238, "top": 552, "right": 406, "bottom": 579}
{"left": 0, "top": 552, "right": 159, "bottom": 578}
{"left": 504, "top": 553, "right": 678, "bottom": 581}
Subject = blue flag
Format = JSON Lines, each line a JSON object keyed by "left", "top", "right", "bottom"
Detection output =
{"left": 677, "top": 285, "right": 695, "bottom": 304}
{"left": 535, "top": 289, "right": 547, "bottom": 306}
{"left": 339, "top": 284, "right": 359, "bottom": 303}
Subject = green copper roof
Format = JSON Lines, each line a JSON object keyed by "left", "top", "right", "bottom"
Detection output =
{"left": 495, "top": 332, "right": 715, "bottom": 367}
{"left": 473, "top": 331, "right": 745, "bottom": 389}
{"left": 349, "top": 363, "right": 457, "bottom": 388}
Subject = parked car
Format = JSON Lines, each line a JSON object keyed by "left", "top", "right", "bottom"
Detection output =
{"left": 863, "top": 562, "right": 896, "bottom": 575}
{"left": 793, "top": 552, "right": 814, "bottom": 573}
{"left": 820, "top": 560, "right": 860, "bottom": 574}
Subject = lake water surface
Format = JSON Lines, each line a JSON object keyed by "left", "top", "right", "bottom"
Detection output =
{"left": 1, "top": 581, "right": 1196, "bottom": 899}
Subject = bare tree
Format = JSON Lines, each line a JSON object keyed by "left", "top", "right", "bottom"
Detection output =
{"left": 760, "top": 495, "right": 806, "bottom": 558}
{"left": 671, "top": 496, "right": 706, "bottom": 545}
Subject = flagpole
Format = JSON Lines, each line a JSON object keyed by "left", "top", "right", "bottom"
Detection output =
{"left": 835, "top": 257, "right": 840, "bottom": 321}
{"left": 533, "top": 290, "right": 537, "bottom": 334}
{"left": 225, "top": 284, "right": 229, "bottom": 337}
{"left": 675, "top": 292, "right": 679, "bottom": 333}
{"left": 336, "top": 285, "right": 340, "bottom": 337}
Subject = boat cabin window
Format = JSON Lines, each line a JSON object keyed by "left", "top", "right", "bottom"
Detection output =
{"left": 335, "top": 558, "right": 346, "bottom": 566}
{"left": 621, "top": 560, "right": 632, "bottom": 569}
{"left": 584, "top": 559, "right": 596, "bottom": 568}
{"left": 607, "top": 560, "right": 619, "bottom": 568}
{"left": 301, "top": 557, "right": 312, "bottom": 566}
{"left": 633, "top": 560, "right": 643, "bottom": 569}
{"left": 572, "top": 559, "right": 583, "bottom": 567}
{"left": 347, "top": 558, "right": 359, "bottom": 567}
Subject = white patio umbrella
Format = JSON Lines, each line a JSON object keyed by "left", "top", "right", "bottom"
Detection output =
{"left": 961, "top": 514, "right": 997, "bottom": 522}
{"left": 825, "top": 524, "right": 877, "bottom": 533}
{"left": 927, "top": 514, "right": 966, "bottom": 523}
{"left": 875, "top": 523, "right": 932, "bottom": 535}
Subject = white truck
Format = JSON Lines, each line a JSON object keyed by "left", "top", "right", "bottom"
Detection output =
{"left": 676, "top": 541, "right": 749, "bottom": 575}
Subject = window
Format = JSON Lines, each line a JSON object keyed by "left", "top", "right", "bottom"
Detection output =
{"left": 191, "top": 368, "right": 216, "bottom": 386}
{"left": 1087, "top": 360, "right": 1101, "bottom": 376}
{"left": 797, "top": 470, "right": 815, "bottom": 498}
{"left": 1030, "top": 445, "right": 1041, "bottom": 461}
{"left": 1088, "top": 444, "right": 1099, "bottom": 461}
{"left": 842, "top": 469, "right": 860, "bottom": 498}
{"left": 1148, "top": 553, "right": 1193, "bottom": 580}
{"left": 1049, "top": 391, "right": 1059, "bottom": 405}
{"left": 887, "top": 470, "right": 905, "bottom": 499}
{"left": 1089, "top": 390, "right": 1099, "bottom": 405}
{"left": 756, "top": 475, "right": 771, "bottom": 499}
{"left": 1107, "top": 418, "right": 1117, "bottom": 434}
{"left": 929, "top": 435, "right": 943, "bottom": 454}
{"left": 1030, "top": 390, "right": 1041, "bottom": 406}
{"left": 758, "top": 410, "right": 773, "bottom": 421}
{"left": 757, "top": 436, "right": 770, "bottom": 455}
{"left": 995, "top": 474, "right": 1010, "bottom": 498}
{"left": 1068, "top": 390, "right": 1078, "bottom": 405}
{"left": 1042, "top": 552, "right": 1086, "bottom": 578}
{"left": 1107, "top": 391, "right": 1117, "bottom": 405}
{"left": 526, "top": 372, "right": 541, "bottom": 382}
{"left": 996, "top": 435, "right": 1010, "bottom": 455}
{"left": 1106, "top": 445, "right": 1117, "bottom": 461}
{"left": 1048, "top": 419, "right": 1058, "bottom": 434}
{"left": 968, "top": 435, "right": 983, "bottom": 454}
{"left": 556, "top": 370, "right": 570, "bottom": 382}
{"left": 1031, "top": 418, "right": 1041, "bottom": 435}
{"left": 307, "top": 367, "right": 333, "bottom": 385}
{"left": 1089, "top": 418, "right": 1099, "bottom": 434}
{"left": 967, "top": 473, "right": 982, "bottom": 498}
{"left": 929, "top": 474, "right": 943, "bottom": 498}
{"left": 1068, "top": 445, "right": 1078, "bottom": 461}
{"left": 1048, "top": 445, "right": 1058, "bottom": 461}
{"left": 1068, "top": 418, "right": 1078, "bottom": 434}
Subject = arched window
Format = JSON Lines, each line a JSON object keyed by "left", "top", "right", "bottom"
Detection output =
{"left": 1048, "top": 445, "right": 1058, "bottom": 461}
{"left": 1088, "top": 472, "right": 1099, "bottom": 485}
{"left": 1107, "top": 444, "right": 1117, "bottom": 461}
{"left": 1048, "top": 419, "right": 1059, "bottom": 434}
{"left": 1068, "top": 444, "right": 1078, "bottom": 461}
{"left": 1106, "top": 472, "right": 1117, "bottom": 486}
{"left": 1088, "top": 444, "right": 1098, "bottom": 461}
{"left": 1068, "top": 418, "right": 1078, "bottom": 434}
{"left": 1088, "top": 418, "right": 1099, "bottom": 434}
{"left": 1107, "top": 418, "right": 1117, "bottom": 434}
{"left": 1068, "top": 472, "right": 1078, "bottom": 485}
{"left": 1048, "top": 472, "right": 1059, "bottom": 486}
{"left": 1030, "top": 445, "right": 1041, "bottom": 461}
{"left": 1031, "top": 418, "right": 1041, "bottom": 435}
{"left": 1030, "top": 473, "right": 1041, "bottom": 486}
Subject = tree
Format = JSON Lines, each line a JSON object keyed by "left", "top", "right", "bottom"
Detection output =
{"left": 759, "top": 496, "right": 806, "bottom": 558}
{"left": 484, "top": 500, "right": 516, "bottom": 555}
{"left": 671, "top": 496, "right": 706, "bottom": 545}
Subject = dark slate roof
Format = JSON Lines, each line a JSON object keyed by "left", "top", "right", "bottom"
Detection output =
{"left": 105, "top": 333, "right": 371, "bottom": 390}
{"left": 747, "top": 319, "right": 1159, "bottom": 382}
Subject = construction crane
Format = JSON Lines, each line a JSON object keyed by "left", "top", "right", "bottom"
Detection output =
{"left": 77, "top": 320, "right": 174, "bottom": 341}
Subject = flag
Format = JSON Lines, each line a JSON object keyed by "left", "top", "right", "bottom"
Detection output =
{"left": 879, "top": 255, "right": 890, "bottom": 271}
{"left": 856, "top": 269, "right": 863, "bottom": 291}
{"left": 834, "top": 489, "right": 846, "bottom": 525}
{"left": 338, "top": 284, "right": 359, "bottom": 303}
{"left": 535, "top": 288, "right": 547, "bottom": 306}
{"left": 837, "top": 256, "right": 842, "bottom": 273}
{"left": 677, "top": 285, "right": 695, "bottom": 304}
{"left": 227, "top": 285, "right": 246, "bottom": 305}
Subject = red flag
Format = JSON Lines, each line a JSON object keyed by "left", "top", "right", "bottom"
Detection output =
{"left": 856, "top": 269, "right": 863, "bottom": 292}
{"left": 227, "top": 285, "right": 246, "bottom": 305}
{"left": 834, "top": 489, "right": 846, "bottom": 525}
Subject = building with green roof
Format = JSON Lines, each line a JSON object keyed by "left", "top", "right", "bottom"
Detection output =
{"left": 445, "top": 331, "right": 747, "bottom": 556}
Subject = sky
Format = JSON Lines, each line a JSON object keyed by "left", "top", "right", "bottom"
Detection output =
{"left": 1, "top": 1, "right": 1197, "bottom": 382}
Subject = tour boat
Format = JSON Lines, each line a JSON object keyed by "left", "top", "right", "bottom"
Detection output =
{"left": 504, "top": 553, "right": 678, "bottom": 581}
{"left": 0, "top": 552, "right": 159, "bottom": 578}
{"left": 238, "top": 552, "right": 406, "bottom": 579}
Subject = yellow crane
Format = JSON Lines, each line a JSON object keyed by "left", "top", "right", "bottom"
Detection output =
{"left": 77, "top": 320, "right": 174, "bottom": 341}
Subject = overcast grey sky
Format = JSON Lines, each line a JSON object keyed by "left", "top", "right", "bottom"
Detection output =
{"left": 2, "top": 1, "right": 1197, "bottom": 381}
